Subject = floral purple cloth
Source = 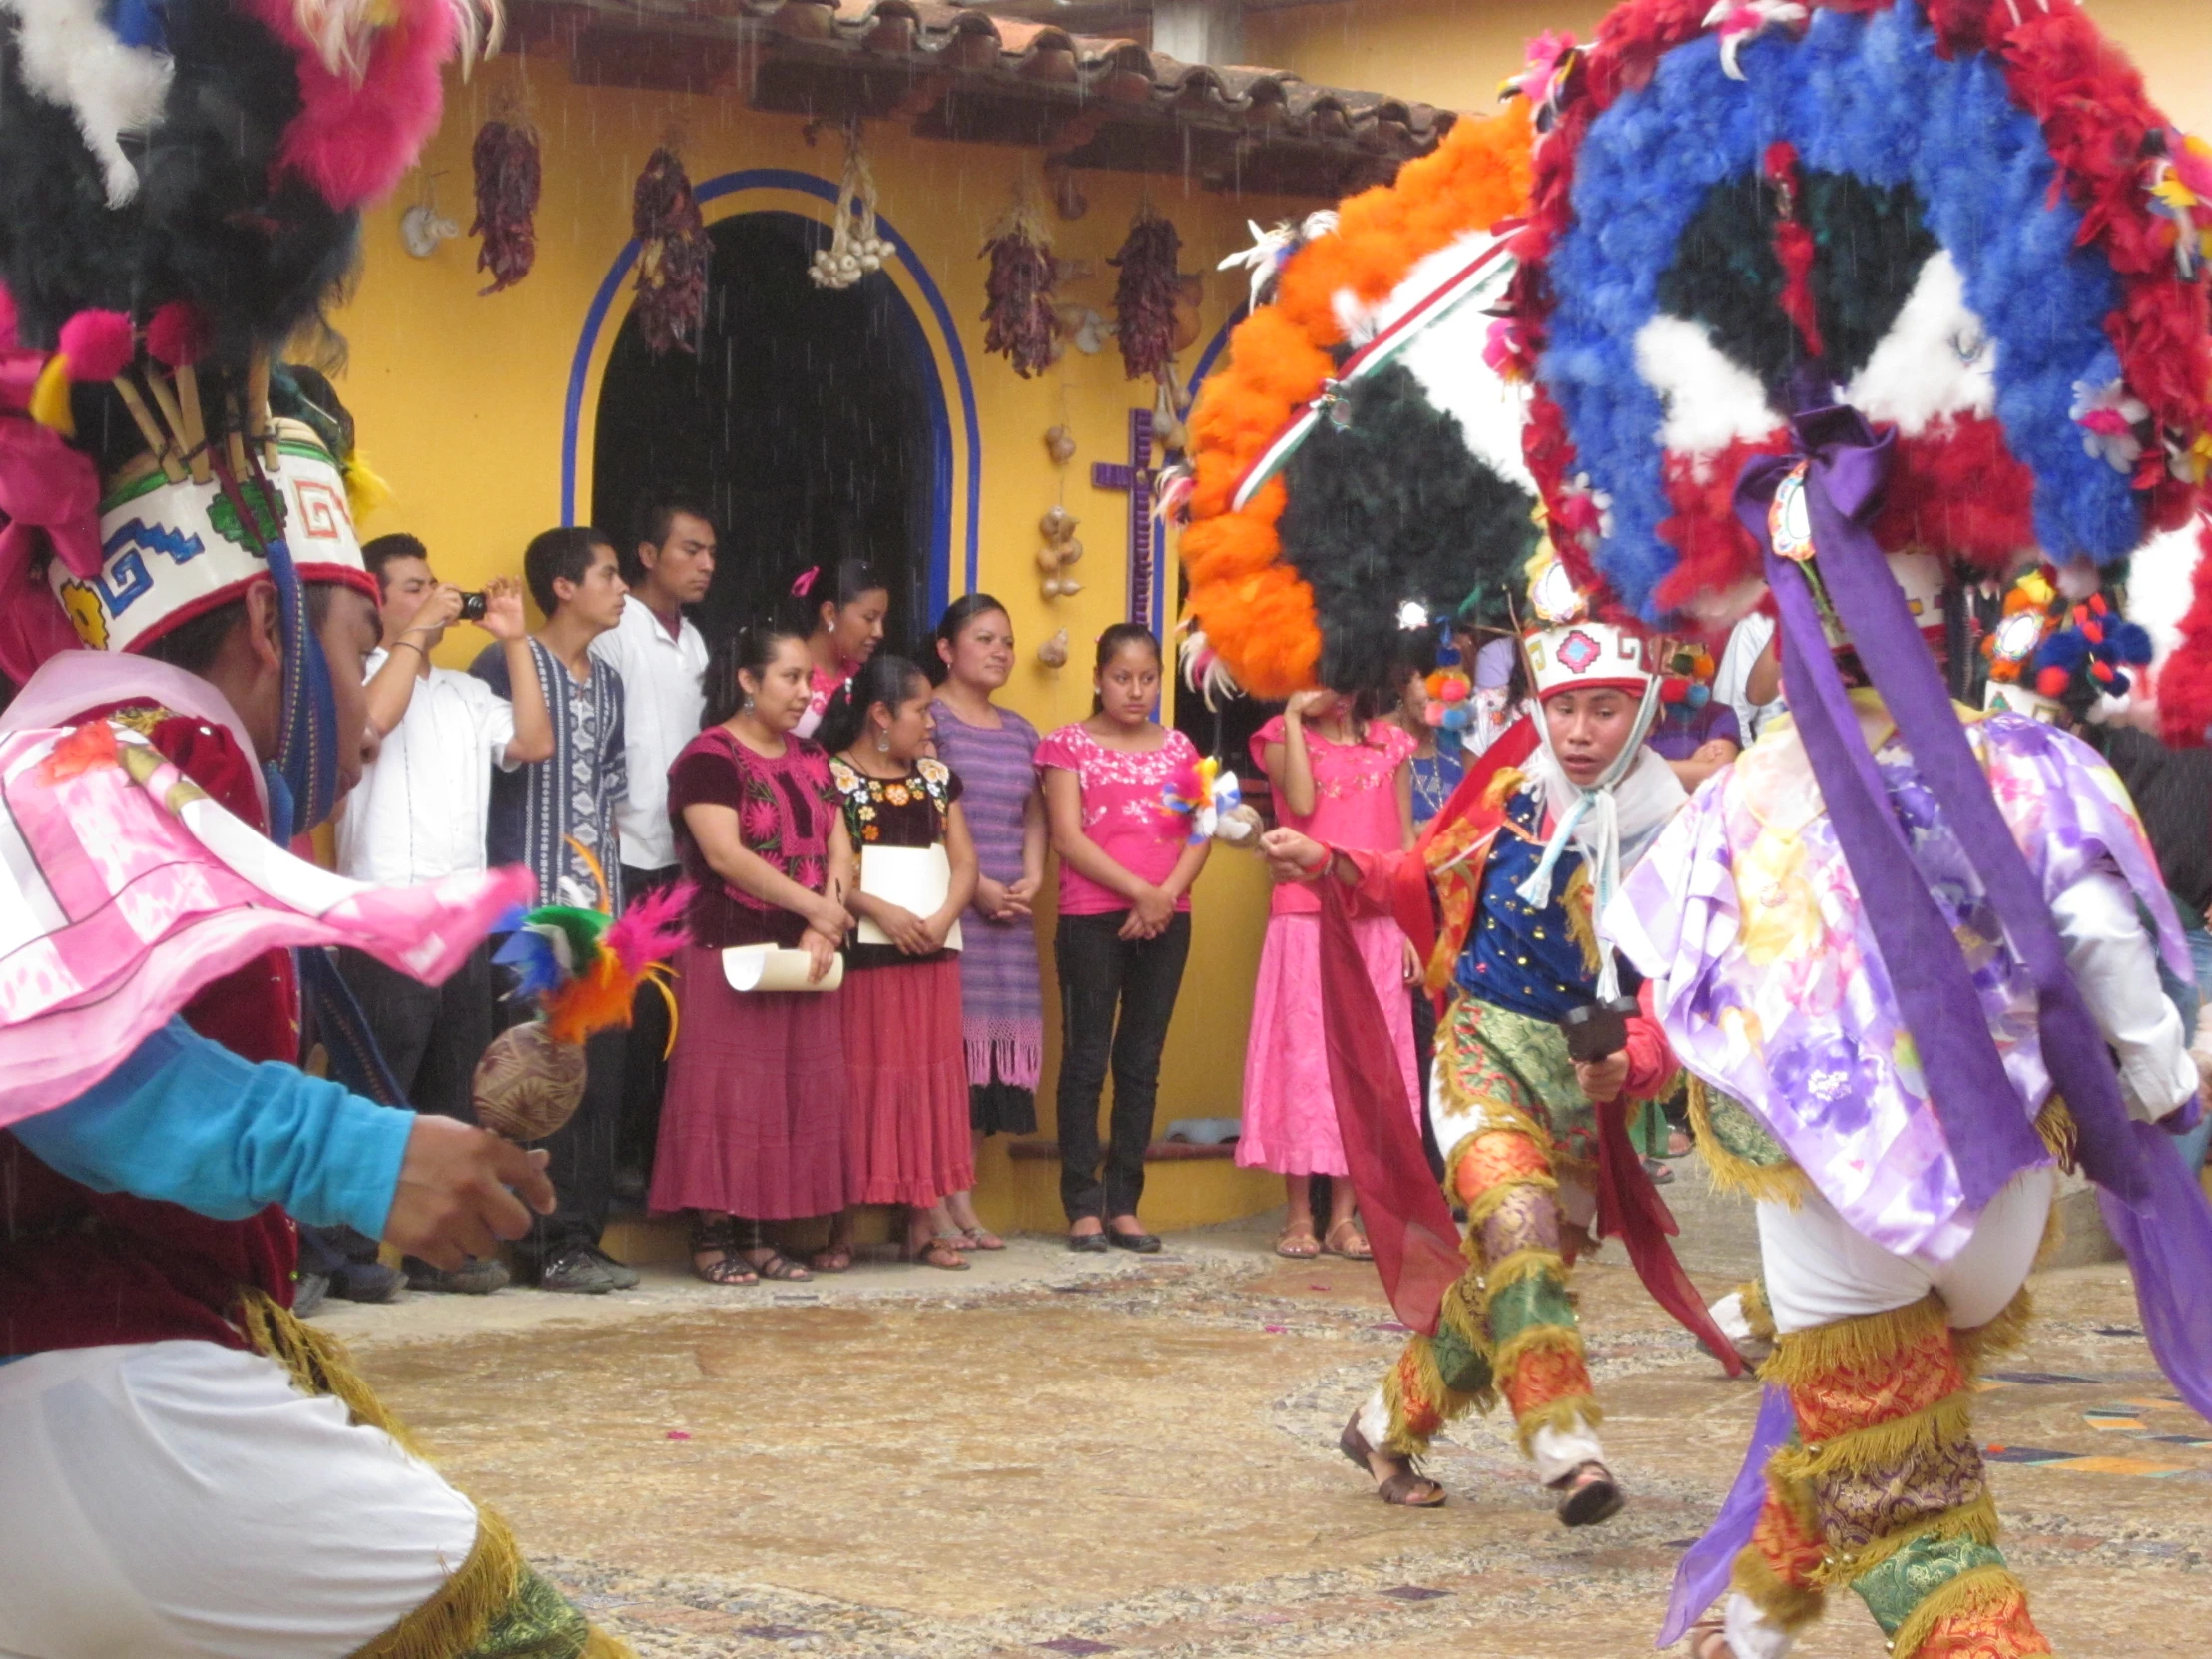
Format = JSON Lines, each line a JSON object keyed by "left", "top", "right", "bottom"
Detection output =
{"left": 1610, "top": 693, "right": 2191, "bottom": 1261}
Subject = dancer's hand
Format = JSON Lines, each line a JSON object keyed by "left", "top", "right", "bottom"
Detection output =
{"left": 385, "top": 1118, "right": 555, "bottom": 1269}
{"left": 1574, "top": 1053, "right": 1629, "bottom": 1105}
{"left": 1262, "top": 828, "right": 1327, "bottom": 883}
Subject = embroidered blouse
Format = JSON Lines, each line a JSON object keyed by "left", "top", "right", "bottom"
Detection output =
{"left": 1034, "top": 723, "right": 1203, "bottom": 916}
{"left": 666, "top": 727, "right": 837, "bottom": 949}
{"left": 830, "top": 754, "right": 964, "bottom": 970}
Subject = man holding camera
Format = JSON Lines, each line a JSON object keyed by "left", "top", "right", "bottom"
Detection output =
{"left": 331, "top": 534, "right": 553, "bottom": 1295}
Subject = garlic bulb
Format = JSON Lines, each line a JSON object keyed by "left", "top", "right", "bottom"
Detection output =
{"left": 1036, "top": 628, "right": 1069, "bottom": 667}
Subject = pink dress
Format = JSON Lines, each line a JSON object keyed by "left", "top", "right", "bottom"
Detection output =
{"left": 1237, "top": 717, "right": 1419, "bottom": 1177}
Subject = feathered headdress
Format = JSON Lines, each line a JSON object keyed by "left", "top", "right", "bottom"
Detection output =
{"left": 1504, "top": 0, "right": 2212, "bottom": 745}
{"left": 1178, "top": 105, "right": 1541, "bottom": 697}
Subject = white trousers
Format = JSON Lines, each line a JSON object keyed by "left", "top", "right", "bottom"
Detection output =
{"left": 1353, "top": 1384, "right": 1605, "bottom": 1484}
{"left": 0, "top": 1341, "right": 480, "bottom": 1659}
{"left": 1718, "top": 1169, "right": 2056, "bottom": 1657}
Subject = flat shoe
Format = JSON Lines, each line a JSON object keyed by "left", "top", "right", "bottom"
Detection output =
{"left": 1106, "top": 1229, "right": 1161, "bottom": 1253}
{"left": 1068, "top": 1232, "right": 1109, "bottom": 1254}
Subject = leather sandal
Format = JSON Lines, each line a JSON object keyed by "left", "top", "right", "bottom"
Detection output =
{"left": 1325, "top": 1219, "right": 1374, "bottom": 1261}
{"left": 689, "top": 1216, "right": 759, "bottom": 1287}
{"left": 1550, "top": 1459, "right": 1624, "bottom": 1527}
{"left": 905, "top": 1232, "right": 970, "bottom": 1271}
{"left": 1338, "top": 1413, "right": 1446, "bottom": 1507}
{"left": 1275, "top": 1225, "right": 1322, "bottom": 1259}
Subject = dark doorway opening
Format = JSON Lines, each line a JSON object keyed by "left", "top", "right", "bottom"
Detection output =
{"left": 591, "top": 211, "right": 938, "bottom": 656}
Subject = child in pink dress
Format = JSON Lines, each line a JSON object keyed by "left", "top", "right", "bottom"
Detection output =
{"left": 1239, "top": 690, "right": 1418, "bottom": 1259}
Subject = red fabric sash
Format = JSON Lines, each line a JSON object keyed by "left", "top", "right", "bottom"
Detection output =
{"left": 1320, "top": 877, "right": 1465, "bottom": 1336}
{"left": 1592, "top": 1090, "right": 1745, "bottom": 1375}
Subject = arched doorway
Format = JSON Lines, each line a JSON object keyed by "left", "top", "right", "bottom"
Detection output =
{"left": 590, "top": 211, "right": 939, "bottom": 654}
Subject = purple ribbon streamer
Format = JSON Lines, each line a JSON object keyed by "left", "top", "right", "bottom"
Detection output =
{"left": 1734, "top": 409, "right": 2047, "bottom": 1210}
{"left": 1731, "top": 405, "right": 2212, "bottom": 1423}
{"left": 1657, "top": 1383, "right": 1795, "bottom": 1648}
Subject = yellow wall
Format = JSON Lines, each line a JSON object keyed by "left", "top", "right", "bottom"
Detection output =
{"left": 337, "top": 53, "right": 1307, "bottom": 1228}
{"left": 1247, "top": 0, "right": 2211, "bottom": 131}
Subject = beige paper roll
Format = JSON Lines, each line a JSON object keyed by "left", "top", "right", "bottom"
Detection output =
{"left": 722, "top": 944, "right": 844, "bottom": 993}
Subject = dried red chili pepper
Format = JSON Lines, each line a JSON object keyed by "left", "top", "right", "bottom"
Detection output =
{"left": 469, "top": 119, "right": 540, "bottom": 295}
{"left": 631, "top": 147, "right": 711, "bottom": 357}
{"left": 1110, "top": 205, "right": 1182, "bottom": 383}
{"left": 979, "top": 200, "right": 1059, "bottom": 378}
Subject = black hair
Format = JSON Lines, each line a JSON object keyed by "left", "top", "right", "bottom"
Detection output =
{"left": 140, "top": 583, "right": 337, "bottom": 677}
{"left": 361, "top": 533, "right": 428, "bottom": 596}
{"left": 927, "top": 591, "right": 1011, "bottom": 685}
{"left": 627, "top": 488, "right": 716, "bottom": 585}
{"left": 702, "top": 619, "right": 810, "bottom": 728}
{"left": 1090, "top": 622, "right": 1162, "bottom": 715}
{"left": 786, "top": 556, "right": 888, "bottom": 637}
{"left": 524, "top": 527, "right": 613, "bottom": 618}
{"left": 818, "top": 652, "right": 928, "bottom": 756}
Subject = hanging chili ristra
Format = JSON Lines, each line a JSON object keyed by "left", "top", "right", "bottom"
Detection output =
{"left": 631, "top": 147, "right": 711, "bottom": 356}
{"left": 1109, "top": 203, "right": 1181, "bottom": 383}
{"left": 979, "top": 196, "right": 1059, "bottom": 378}
{"left": 469, "top": 118, "right": 541, "bottom": 295}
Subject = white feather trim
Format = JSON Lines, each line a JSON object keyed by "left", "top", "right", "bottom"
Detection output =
{"left": 0, "top": 0, "right": 173, "bottom": 208}
{"left": 1843, "top": 252, "right": 1998, "bottom": 436}
{"left": 1396, "top": 295, "right": 1535, "bottom": 492}
{"left": 2124, "top": 520, "right": 2208, "bottom": 670}
{"left": 1632, "top": 312, "right": 1783, "bottom": 470}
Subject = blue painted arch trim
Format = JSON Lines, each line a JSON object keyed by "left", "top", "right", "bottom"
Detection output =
{"left": 560, "top": 167, "right": 983, "bottom": 610}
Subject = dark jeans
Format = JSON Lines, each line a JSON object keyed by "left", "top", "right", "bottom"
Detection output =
{"left": 1054, "top": 910, "right": 1192, "bottom": 1223}
{"left": 616, "top": 863, "right": 681, "bottom": 1192}
{"left": 336, "top": 942, "right": 495, "bottom": 1123}
{"left": 497, "top": 977, "right": 626, "bottom": 1267}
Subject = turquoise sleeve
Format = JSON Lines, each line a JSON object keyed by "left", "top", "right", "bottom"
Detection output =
{"left": 13, "top": 1018, "right": 414, "bottom": 1237}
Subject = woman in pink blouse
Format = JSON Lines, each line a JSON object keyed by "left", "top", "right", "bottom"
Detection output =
{"left": 1240, "top": 689, "right": 1418, "bottom": 1260}
{"left": 1037, "top": 624, "right": 1211, "bottom": 1254}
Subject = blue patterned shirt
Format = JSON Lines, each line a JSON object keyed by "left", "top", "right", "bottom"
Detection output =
{"left": 471, "top": 637, "right": 627, "bottom": 914}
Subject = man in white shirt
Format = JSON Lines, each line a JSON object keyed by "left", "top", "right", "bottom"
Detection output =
{"left": 332, "top": 535, "right": 552, "bottom": 1293}
{"left": 1712, "top": 611, "right": 1786, "bottom": 747}
{"left": 592, "top": 494, "right": 715, "bottom": 1202}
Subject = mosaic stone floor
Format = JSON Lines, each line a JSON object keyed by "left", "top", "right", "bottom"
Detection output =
{"left": 330, "top": 1185, "right": 2211, "bottom": 1658}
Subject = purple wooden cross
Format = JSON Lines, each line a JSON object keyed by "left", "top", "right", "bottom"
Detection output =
{"left": 1091, "top": 407, "right": 1157, "bottom": 628}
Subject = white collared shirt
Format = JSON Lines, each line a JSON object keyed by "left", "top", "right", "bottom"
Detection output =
{"left": 333, "top": 650, "right": 517, "bottom": 886}
{"left": 590, "top": 596, "right": 707, "bottom": 871}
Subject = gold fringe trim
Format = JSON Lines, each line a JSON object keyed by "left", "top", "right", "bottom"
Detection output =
{"left": 1482, "top": 1247, "right": 1566, "bottom": 1299}
{"left": 238, "top": 1289, "right": 426, "bottom": 1456}
{"left": 1379, "top": 1342, "right": 1491, "bottom": 1457}
{"left": 1460, "top": 1169, "right": 1560, "bottom": 1235}
{"left": 1816, "top": 1492, "right": 2001, "bottom": 1590}
{"left": 1739, "top": 1278, "right": 1777, "bottom": 1345}
{"left": 1515, "top": 1391, "right": 1604, "bottom": 1455}
{"left": 1562, "top": 863, "right": 1602, "bottom": 977}
{"left": 1760, "top": 1294, "right": 1947, "bottom": 1388}
{"left": 2033, "top": 1184, "right": 2068, "bottom": 1271}
{"left": 1886, "top": 1563, "right": 2034, "bottom": 1659}
{"left": 1493, "top": 1320, "right": 1585, "bottom": 1382}
{"left": 583, "top": 1628, "right": 640, "bottom": 1658}
{"left": 1730, "top": 1544, "right": 1826, "bottom": 1633}
{"left": 1688, "top": 1079, "right": 1809, "bottom": 1208}
{"left": 2035, "top": 1095, "right": 2078, "bottom": 1172}
{"left": 347, "top": 1510, "right": 523, "bottom": 1659}
{"left": 1953, "top": 1287, "right": 2035, "bottom": 1378}
{"left": 1771, "top": 1393, "right": 1972, "bottom": 1480}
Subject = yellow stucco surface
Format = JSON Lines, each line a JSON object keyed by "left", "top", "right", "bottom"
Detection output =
{"left": 336, "top": 55, "right": 1308, "bottom": 1230}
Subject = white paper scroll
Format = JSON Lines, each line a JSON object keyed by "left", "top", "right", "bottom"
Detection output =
{"left": 722, "top": 945, "right": 844, "bottom": 993}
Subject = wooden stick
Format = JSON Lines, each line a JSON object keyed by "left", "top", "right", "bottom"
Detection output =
{"left": 247, "top": 351, "right": 276, "bottom": 469}
{"left": 115, "top": 372, "right": 186, "bottom": 482}
{"left": 170, "top": 362, "right": 212, "bottom": 484}
{"left": 224, "top": 389, "right": 250, "bottom": 481}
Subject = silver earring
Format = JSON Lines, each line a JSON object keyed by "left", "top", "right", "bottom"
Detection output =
{"left": 742, "top": 694, "right": 754, "bottom": 714}
{"left": 875, "top": 730, "right": 890, "bottom": 753}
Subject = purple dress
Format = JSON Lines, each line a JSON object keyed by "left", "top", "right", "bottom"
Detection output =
{"left": 930, "top": 699, "right": 1044, "bottom": 1135}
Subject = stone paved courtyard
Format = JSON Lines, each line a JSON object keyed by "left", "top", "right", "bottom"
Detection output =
{"left": 320, "top": 1181, "right": 2212, "bottom": 1658}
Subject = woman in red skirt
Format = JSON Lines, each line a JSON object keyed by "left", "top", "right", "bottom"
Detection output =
{"left": 821, "top": 654, "right": 980, "bottom": 1270}
{"left": 653, "top": 622, "right": 856, "bottom": 1284}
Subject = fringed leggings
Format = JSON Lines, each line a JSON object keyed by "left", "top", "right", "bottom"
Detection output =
{"left": 1357, "top": 1123, "right": 1603, "bottom": 1484}
{"left": 1721, "top": 1172, "right": 2058, "bottom": 1659}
